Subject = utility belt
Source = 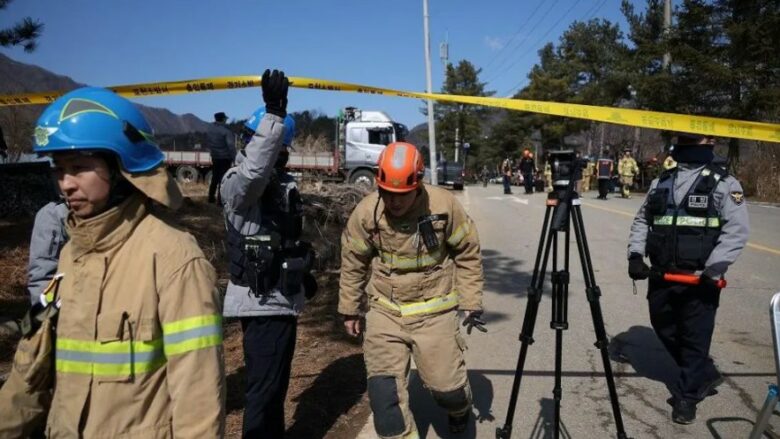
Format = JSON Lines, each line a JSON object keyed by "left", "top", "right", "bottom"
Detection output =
{"left": 244, "top": 231, "right": 315, "bottom": 298}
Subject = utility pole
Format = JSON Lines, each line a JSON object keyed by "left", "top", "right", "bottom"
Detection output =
{"left": 454, "top": 127, "right": 460, "bottom": 163}
{"left": 423, "top": 0, "right": 438, "bottom": 185}
{"left": 662, "top": 0, "right": 672, "bottom": 70}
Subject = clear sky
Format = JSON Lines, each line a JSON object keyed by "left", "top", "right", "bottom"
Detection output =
{"left": 1, "top": 0, "right": 639, "bottom": 129}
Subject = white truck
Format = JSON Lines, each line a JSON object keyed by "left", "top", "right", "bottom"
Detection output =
{"left": 164, "top": 107, "right": 409, "bottom": 188}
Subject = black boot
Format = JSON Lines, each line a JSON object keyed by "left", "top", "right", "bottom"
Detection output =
{"left": 672, "top": 399, "right": 697, "bottom": 424}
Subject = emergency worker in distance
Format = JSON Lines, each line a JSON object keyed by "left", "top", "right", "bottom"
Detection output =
{"left": 596, "top": 148, "right": 614, "bottom": 200}
{"left": 627, "top": 133, "right": 749, "bottom": 425}
{"left": 618, "top": 148, "right": 639, "bottom": 198}
{"left": 339, "top": 142, "right": 485, "bottom": 439}
{"left": 0, "top": 87, "right": 225, "bottom": 438}
{"left": 220, "top": 69, "right": 316, "bottom": 438}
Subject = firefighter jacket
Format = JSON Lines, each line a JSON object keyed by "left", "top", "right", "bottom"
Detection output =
{"left": 0, "top": 194, "right": 225, "bottom": 438}
{"left": 221, "top": 113, "right": 307, "bottom": 317}
{"left": 618, "top": 157, "right": 639, "bottom": 177}
{"left": 27, "top": 201, "right": 68, "bottom": 304}
{"left": 628, "top": 162, "right": 749, "bottom": 278}
{"left": 338, "top": 185, "right": 483, "bottom": 318}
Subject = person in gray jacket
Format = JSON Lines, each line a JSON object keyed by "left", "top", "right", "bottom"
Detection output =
{"left": 207, "top": 111, "right": 236, "bottom": 204}
{"left": 627, "top": 133, "right": 749, "bottom": 424}
{"left": 221, "top": 69, "right": 315, "bottom": 438}
{"left": 27, "top": 201, "right": 69, "bottom": 304}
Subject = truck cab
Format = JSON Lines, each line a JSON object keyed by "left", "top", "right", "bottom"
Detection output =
{"left": 340, "top": 107, "right": 408, "bottom": 187}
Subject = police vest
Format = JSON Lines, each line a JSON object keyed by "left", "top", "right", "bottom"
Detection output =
{"left": 644, "top": 165, "right": 726, "bottom": 271}
{"left": 597, "top": 159, "right": 612, "bottom": 178}
{"left": 226, "top": 172, "right": 312, "bottom": 295}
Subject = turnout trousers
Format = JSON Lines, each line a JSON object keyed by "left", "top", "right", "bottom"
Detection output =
{"left": 647, "top": 279, "right": 722, "bottom": 403}
{"left": 364, "top": 309, "right": 472, "bottom": 439}
{"left": 240, "top": 315, "right": 297, "bottom": 439}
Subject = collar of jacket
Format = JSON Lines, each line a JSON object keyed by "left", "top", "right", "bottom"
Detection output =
{"left": 66, "top": 194, "right": 148, "bottom": 259}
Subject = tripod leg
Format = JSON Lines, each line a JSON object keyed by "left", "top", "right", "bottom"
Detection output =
{"left": 571, "top": 202, "right": 631, "bottom": 439}
{"left": 496, "top": 204, "right": 557, "bottom": 439}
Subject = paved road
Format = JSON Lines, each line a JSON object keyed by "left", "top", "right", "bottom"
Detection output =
{"left": 358, "top": 184, "right": 780, "bottom": 439}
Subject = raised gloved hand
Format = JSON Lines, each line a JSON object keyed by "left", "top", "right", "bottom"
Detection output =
{"left": 628, "top": 253, "right": 650, "bottom": 280}
{"left": 462, "top": 311, "right": 487, "bottom": 335}
{"left": 261, "top": 69, "right": 289, "bottom": 118}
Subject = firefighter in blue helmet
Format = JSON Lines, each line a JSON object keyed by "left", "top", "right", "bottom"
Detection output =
{"left": 627, "top": 133, "right": 749, "bottom": 425}
{"left": 0, "top": 87, "right": 224, "bottom": 437}
{"left": 220, "top": 69, "right": 316, "bottom": 438}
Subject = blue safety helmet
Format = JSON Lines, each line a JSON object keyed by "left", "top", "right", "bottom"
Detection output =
{"left": 244, "top": 106, "right": 296, "bottom": 146}
{"left": 33, "top": 87, "right": 164, "bottom": 173}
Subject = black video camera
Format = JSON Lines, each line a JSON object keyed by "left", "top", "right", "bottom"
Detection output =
{"left": 548, "top": 149, "right": 586, "bottom": 190}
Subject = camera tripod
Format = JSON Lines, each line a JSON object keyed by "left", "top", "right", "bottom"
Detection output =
{"left": 496, "top": 182, "right": 631, "bottom": 439}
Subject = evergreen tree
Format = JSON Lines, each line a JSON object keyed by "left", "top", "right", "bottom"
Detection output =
{"left": 0, "top": 0, "right": 43, "bottom": 52}
{"left": 430, "top": 60, "right": 494, "bottom": 163}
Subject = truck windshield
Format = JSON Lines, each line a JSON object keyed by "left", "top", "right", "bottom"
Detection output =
{"left": 393, "top": 123, "right": 408, "bottom": 142}
{"left": 368, "top": 129, "right": 393, "bottom": 146}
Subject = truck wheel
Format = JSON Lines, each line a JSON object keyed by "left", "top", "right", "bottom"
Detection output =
{"left": 204, "top": 170, "right": 213, "bottom": 187}
{"left": 175, "top": 165, "right": 198, "bottom": 184}
{"left": 349, "top": 169, "right": 375, "bottom": 189}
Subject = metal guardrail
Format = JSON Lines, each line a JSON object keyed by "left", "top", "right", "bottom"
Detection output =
{"left": 749, "top": 292, "right": 780, "bottom": 438}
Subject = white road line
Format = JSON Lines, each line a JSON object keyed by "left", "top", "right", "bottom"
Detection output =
{"left": 512, "top": 197, "right": 529, "bottom": 205}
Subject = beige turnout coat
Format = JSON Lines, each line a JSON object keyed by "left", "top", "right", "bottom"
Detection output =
{"left": 0, "top": 195, "right": 225, "bottom": 438}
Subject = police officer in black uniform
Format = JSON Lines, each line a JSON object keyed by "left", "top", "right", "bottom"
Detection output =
{"left": 627, "top": 133, "right": 749, "bottom": 424}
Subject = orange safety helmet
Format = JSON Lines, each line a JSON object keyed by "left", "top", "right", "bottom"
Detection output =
{"left": 376, "top": 142, "right": 425, "bottom": 193}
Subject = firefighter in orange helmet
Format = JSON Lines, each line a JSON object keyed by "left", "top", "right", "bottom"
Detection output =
{"left": 339, "top": 142, "right": 485, "bottom": 438}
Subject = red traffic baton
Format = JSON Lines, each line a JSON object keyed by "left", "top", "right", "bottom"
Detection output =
{"left": 663, "top": 273, "right": 727, "bottom": 289}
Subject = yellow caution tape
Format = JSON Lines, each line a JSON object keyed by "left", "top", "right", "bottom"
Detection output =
{"left": 2, "top": 74, "right": 779, "bottom": 143}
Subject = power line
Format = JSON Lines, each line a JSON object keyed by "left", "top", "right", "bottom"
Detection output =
{"left": 484, "top": 0, "right": 561, "bottom": 82}
{"left": 483, "top": 0, "right": 546, "bottom": 71}
{"left": 500, "top": 0, "right": 612, "bottom": 97}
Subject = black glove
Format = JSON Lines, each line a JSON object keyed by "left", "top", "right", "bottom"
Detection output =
{"left": 462, "top": 311, "right": 487, "bottom": 335}
{"left": 628, "top": 253, "right": 650, "bottom": 280}
{"left": 262, "top": 69, "right": 289, "bottom": 117}
{"left": 699, "top": 274, "right": 720, "bottom": 289}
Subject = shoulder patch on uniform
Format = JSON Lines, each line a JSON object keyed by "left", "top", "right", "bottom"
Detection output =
{"left": 730, "top": 191, "right": 745, "bottom": 205}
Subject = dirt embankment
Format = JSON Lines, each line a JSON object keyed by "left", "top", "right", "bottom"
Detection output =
{"left": 0, "top": 183, "right": 372, "bottom": 439}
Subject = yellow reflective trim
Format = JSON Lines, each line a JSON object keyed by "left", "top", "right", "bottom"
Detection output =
{"left": 379, "top": 248, "right": 444, "bottom": 270}
{"left": 56, "top": 337, "right": 162, "bottom": 353}
{"left": 164, "top": 334, "right": 222, "bottom": 356}
{"left": 653, "top": 216, "right": 674, "bottom": 226}
{"left": 346, "top": 236, "right": 372, "bottom": 255}
{"left": 162, "top": 314, "right": 221, "bottom": 335}
{"left": 375, "top": 291, "right": 459, "bottom": 317}
{"left": 56, "top": 357, "right": 166, "bottom": 376}
{"left": 447, "top": 222, "right": 471, "bottom": 247}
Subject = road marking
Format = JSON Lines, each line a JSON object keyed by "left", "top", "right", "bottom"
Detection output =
{"left": 485, "top": 196, "right": 529, "bottom": 204}
{"left": 581, "top": 201, "right": 780, "bottom": 257}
